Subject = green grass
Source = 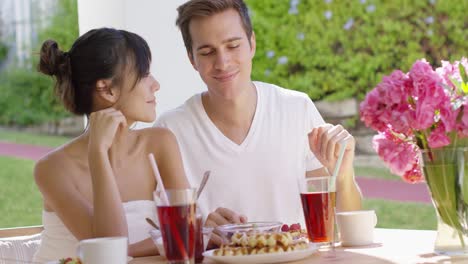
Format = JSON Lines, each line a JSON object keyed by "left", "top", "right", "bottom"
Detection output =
{"left": 0, "top": 129, "right": 70, "bottom": 147}
{"left": 0, "top": 156, "right": 42, "bottom": 228}
{"left": 363, "top": 199, "right": 436, "bottom": 230}
{"left": 355, "top": 166, "right": 400, "bottom": 181}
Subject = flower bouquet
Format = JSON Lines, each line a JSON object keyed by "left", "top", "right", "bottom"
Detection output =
{"left": 360, "top": 57, "right": 468, "bottom": 255}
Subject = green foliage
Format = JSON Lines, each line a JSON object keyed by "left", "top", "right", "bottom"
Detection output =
{"left": 0, "top": 69, "right": 69, "bottom": 125}
{"left": 0, "top": 0, "right": 78, "bottom": 126}
{"left": 245, "top": 0, "right": 468, "bottom": 101}
{"left": 0, "top": 42, "right": 8, "bottom": 63}
{"left": 38, "top": 0, "right": 79, "bottom": 53}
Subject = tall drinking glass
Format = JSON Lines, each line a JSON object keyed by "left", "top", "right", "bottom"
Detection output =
{"left": 298, "top": 177, "right": 336, "bottom": 246}
{"left": 155, "top": 189, "right": 196, "bottom": 264}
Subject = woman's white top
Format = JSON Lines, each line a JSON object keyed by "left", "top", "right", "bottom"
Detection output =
{"left": 32, "top": 200, "right": 156, "bottom": 263}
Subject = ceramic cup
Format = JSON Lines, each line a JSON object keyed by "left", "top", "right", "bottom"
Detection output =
{"left": 77, "top": 236, "right": 128, "bottom": 264}
{"left": 336, "top": 210, "right": 377, "bottom": 247}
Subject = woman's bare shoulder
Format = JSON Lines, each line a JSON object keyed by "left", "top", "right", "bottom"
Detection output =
{"left": 134, "top": 127, "right": 179, "bottom": 154}
{"left": 34, "top": 138, "right": 85, "bottom": 184}
{"left": 136, "top": 127, "right": 177, "bottom": 143}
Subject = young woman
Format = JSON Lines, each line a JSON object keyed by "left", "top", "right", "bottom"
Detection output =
{"left": 32, "top": 28, "right": 189, "bottom": 262}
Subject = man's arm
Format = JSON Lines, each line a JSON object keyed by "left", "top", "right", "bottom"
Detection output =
{"left": 307, "top": 124, "right": 362, "bottom": 212}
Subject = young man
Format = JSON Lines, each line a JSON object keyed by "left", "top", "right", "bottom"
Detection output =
{"left": 155, "top": 0, "right": 362, "bottom": 237}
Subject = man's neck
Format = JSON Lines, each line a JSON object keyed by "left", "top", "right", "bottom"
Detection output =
{"left": 202, "top": 82, "right": 257, "bottom": 144}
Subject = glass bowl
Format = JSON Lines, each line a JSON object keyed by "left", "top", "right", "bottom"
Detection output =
{"left": 215, "top": 221, "right": 283, "bottom": 243}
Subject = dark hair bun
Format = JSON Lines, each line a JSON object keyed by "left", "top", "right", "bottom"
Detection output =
{"left": 38, "top": 39, "right": 76, "bottom": 114}
{"left": 38, "top": 40, "right": 69, "bottom": 76}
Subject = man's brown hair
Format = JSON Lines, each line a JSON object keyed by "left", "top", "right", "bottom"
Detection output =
{"left": 176, "top": 0, "right": 253, "bottom": 57}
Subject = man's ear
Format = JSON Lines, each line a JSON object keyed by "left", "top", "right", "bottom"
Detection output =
{"left": 95, "top": 79, "right": 119, "bottom": 104}
{"left": 188, "top": 51, "right": 198, "bottom": 71}
{"left": 249, "top": 31, "right": 256, "bottom": 59}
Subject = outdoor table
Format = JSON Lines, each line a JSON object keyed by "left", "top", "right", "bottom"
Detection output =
{"left": 130, "top": 228, "right": 468, "bottom": 263}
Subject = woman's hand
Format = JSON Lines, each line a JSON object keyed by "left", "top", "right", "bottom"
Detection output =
{"left": 308, "top": 124, "right": 355, "bottom": 174}
{"left": 88, "top": 108, "right": 127, "bottom": 152}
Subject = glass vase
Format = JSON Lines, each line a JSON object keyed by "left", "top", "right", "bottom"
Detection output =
{"left": 421, "top": 147, "right": 468, "bottom": 256}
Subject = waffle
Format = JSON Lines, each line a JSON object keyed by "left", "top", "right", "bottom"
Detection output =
{"left": 213, "top": 241, "right": 309, "bottom": 256}
{"left": 230, "top": 232, "right": 294, "bottom": 247}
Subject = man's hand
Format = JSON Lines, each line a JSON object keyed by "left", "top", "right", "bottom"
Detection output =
{"left": 205, "top": 207, "right": 248, "bottom": 247}
{"left": 308, "top": 124, "right": 355, "bottom": 175}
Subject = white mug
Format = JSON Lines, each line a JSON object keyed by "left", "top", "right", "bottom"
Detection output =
{"left": 77, "top": 236, "right": 128, "bottom": 264}
{"left": 336, "top": 210, "right": 378, "bottom": 247}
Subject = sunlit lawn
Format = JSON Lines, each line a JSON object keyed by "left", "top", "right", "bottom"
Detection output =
{"left": 0, "top": 156, "right": 42, "bottom": 227}
{"left": 0, "top": 129, "right": 70, "bottom": 147}
{"left": 0, "top": 130, "right": 436, "bottom": 230}
{"left": 363, "top": 199, "right": 436, "bottom": 230}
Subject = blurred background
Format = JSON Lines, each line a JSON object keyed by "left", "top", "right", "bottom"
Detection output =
{"left": 0, "top": 0, "right": 466, "bottom": 230}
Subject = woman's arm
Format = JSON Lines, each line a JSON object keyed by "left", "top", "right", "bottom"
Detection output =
{"left": 87, "top": 108, "right": 128, "bottom": 238}
{"left": 88, "top": 147, "right": 128, "bottom": 238}
{"left": 151, "top": 128, "right": 190, "bottom": 189}
{"left": 128, "top": 238, "right": 160, "bottom": 257}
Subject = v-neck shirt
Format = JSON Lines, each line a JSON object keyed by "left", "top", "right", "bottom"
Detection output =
{"left": 196, "top": 83, "right": 261, "bottom": 152}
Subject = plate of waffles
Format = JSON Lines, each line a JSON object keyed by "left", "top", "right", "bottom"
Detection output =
{"left": 203, "top": 242, "right": 317, "bottom": 264}
{"left": 203, "top": 230, "right": 317, "bottom": 264}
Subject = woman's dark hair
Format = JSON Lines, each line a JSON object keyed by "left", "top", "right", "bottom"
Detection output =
{"left": 38, "top": 28, "right": 152, "bottom": 115}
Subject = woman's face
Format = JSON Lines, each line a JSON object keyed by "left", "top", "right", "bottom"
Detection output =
{"left": 113, "top": 71, "right": 160, "bottom": 124}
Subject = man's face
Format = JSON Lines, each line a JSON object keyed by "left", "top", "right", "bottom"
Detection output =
{"left": 188, "top": 9, "right": 256, "bottom": 100}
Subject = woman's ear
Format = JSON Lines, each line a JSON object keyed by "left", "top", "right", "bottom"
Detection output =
{"left": 95, "top": 79, "right": 119, "bottom": 104}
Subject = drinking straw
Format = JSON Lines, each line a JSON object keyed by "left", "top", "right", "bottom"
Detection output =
{"left": 148, "top": 153, "right": 169, "bottom": 205}
{"left": 329, "top": 137, "right": 349, "bottom": 192}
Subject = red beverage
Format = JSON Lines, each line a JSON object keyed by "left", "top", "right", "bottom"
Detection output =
{"left": 300, "top": 191, "right": 336, "bottom": 243}
{"left": 194, "top": 216, "right": 204, "bottom": 263}
{"left": 157, "top": 203, "right": 196, "bottom": 262}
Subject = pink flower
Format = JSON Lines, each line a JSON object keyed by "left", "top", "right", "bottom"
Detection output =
{"left": 402, "top": 162, "right": 424, "bottom": 184}
{"left": 439, "top": 100, "right": 459, "bottom": 132}
{"left": 428, "top": 125, "right": 451, "bottom": 148}
{"left": 360, "top": 70, "right": 412, "bottom": 134}
{"left": 360, "top": 89, "right": 388, "bottom": 132}
{"left": 412, "top": 100, "right": 435, "bottom": 130}
{"left": 372, "top": 131, "right": 418, "bottom": 176}
{"left": 408, "top": 59, "right": 444, "bottom": 101}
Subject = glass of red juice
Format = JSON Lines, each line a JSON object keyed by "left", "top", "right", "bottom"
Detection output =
{"left": 299, "top": 177, "right": 336, "bottom": 246}
{"left": 155, "top": 189, "right": 196, "bottom": 264}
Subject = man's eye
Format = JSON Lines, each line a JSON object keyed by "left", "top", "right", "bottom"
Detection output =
{"left": 200, "top": 50, "right": 214, "bottom": 56}
{"left": 229, "top": 44, "right": 240, "bottom": 49}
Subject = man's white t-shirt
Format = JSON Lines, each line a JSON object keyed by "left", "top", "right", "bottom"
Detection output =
{"left": 155, "top": 81, "right": 325, "bottom": 224}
